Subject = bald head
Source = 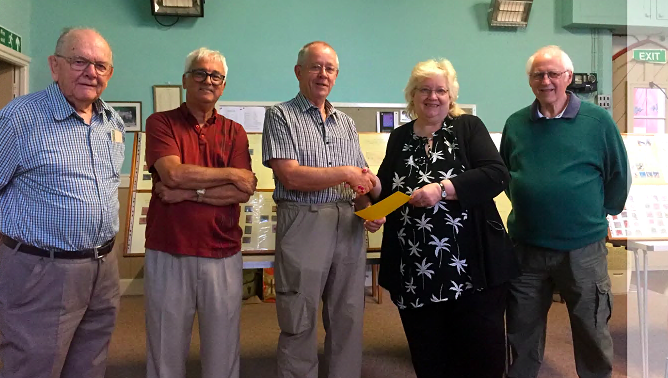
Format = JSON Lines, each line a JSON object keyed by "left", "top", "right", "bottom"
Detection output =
{"left": 297, "top": 41, "right": 339, "bottom": 67}
{"left": 55, "top": 28, "right": 113, "bottom": 64}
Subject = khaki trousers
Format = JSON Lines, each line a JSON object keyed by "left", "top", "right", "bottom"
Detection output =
{"left": 0, "top": 242, "right": 120, "bottom": 378}
{"left": 144, "top": 249, "right": 243, "bottom": 378}
{"left": 274, "top": 202, "right": 366, "bottom": 378}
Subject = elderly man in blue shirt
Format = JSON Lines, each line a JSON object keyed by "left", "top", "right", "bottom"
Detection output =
{"left": 0, "top": 27, "right": 124, "bottom": 378}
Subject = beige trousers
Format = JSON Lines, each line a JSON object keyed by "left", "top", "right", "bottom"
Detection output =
{"left": 144, "top": 249, "right": 243, "bottom": 378}
{"left": 274, "top": 202, "right": 366, "bottom": 378}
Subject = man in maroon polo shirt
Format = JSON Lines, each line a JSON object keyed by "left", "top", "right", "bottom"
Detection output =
{"left": 143, "top": 47, "right": 256, "bottom": 378}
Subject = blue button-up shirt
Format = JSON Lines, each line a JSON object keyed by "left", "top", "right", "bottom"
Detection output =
{"left": 0, "top": 82, "right": 125, "bottom": 250}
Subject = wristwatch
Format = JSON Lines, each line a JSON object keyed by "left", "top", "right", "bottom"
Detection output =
{"left": 438, "top": 182, "right": 447, "bottom": 199}
{"left": 196, "top": 188, "right": 206, "bottom": 202}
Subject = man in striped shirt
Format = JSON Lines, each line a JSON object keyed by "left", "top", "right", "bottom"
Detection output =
{"left": 0, "top": 28, "right": 123, "bottom": 378}
{"left": 262, "top": 41, "right": 376, "bottom": 378}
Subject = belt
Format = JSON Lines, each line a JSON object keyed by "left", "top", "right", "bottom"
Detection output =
{"left": 1, "top": 236, "right": 115, "bottom": 259}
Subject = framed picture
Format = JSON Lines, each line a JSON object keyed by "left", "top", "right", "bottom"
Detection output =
{"left": 108, "top": 101, "right": 142, "bottom": 132}
{"left": 153, "top": 85, "right": 183, "bottom": 113}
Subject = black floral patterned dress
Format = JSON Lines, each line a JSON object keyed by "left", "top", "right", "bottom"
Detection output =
{"left": 387, "top": 117, "right": 475, "bottom": 310}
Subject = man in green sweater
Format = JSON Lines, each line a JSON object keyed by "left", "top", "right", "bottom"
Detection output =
{"left": 500, "top": 45, "right": 630, "bottom": 378}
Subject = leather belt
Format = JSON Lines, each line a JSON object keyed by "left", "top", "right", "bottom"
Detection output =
{"left": 1, "top": 236, "right": 115, "bottom": 259}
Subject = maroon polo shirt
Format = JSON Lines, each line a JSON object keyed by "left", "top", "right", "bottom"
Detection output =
{"left": 144, "top": 103, "right": 251, "bottom": 258}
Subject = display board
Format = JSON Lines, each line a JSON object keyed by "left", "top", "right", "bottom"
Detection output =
{"left": 121, "top": 102, "right": 494, "bottom": 255}
{"left": 607, "top": 134, "right": 668, "bottom": 241}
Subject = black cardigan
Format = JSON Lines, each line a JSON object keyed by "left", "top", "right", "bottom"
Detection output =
{"left": 376, "top": 114, "right": 519, "bottom": 295}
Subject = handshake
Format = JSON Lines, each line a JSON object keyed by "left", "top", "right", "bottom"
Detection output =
{"left": 345, "top": 166, "right": 378, "bottom": 196}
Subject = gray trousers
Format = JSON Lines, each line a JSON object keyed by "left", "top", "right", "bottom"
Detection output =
{"left": 144, "top": 249, "right": 243, "bottom": 378}
{"left": 506, "top": 239, "right": 613, "bottom": 378}
{"left": 274, "top": 202, "right": 366, "bottom": 378}
{"left": 0, "top": 242, "right": 120, "bottom": 378}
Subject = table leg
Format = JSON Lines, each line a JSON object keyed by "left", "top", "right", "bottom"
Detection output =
{"left": 635, "top": 249, "right": 649, "bottom": 378}
{"left": 643, "top": 250, "right": 649, "bottom": 378}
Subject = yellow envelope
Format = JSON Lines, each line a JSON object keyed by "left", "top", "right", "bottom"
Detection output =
{"left": 355, "top": 192, "right": 410, "bottom": 221}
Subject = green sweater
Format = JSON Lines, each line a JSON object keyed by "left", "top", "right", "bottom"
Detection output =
{"left": 500, "top": 95, "right": 630, "bottom": 250}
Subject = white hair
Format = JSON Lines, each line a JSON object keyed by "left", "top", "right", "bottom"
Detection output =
{"left": 184, "top": 47, "right": 228, "bottom": 80}
{"left": 525, "top": 45, "right": 574, "bottom": 75}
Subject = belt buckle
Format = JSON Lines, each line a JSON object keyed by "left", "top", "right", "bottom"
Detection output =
{"left": 93, "top": 246, "right": 103, "bottom": 259}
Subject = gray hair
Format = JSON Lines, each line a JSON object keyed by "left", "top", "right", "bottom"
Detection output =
{"left": 525, "top": 45, "right": 574, "bottom": 75}
{"left": 296, "top": 41, "right": 339, "bottom": 67}
{"left": 184, "top": 47, "right": 228, "bottom": 81}
{"left": 54, "top": 27, "right": 113, "bottom": 63}
{"left": 404, "top": 58, "right": 465, "bottom": 119}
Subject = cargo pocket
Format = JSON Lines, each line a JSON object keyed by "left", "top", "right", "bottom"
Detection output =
{"left": 594, "top": 278, "right": 613, "bottom": 328}
{"left": 275, "top": 291, "right": 310, "bottom": 335}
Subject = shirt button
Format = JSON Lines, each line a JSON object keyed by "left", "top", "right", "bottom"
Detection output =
{"left": 326, "top": 141, "right": 330, "bottom": 145}
{"left": 328, "top": 162, "right": 332, "bottom": 166}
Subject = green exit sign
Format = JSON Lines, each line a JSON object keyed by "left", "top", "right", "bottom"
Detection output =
{"left": 633, "top": 49, "right": 666, "bottom": 64}
{"left": 0, "top": 26, "right": 21, "bottom": 53}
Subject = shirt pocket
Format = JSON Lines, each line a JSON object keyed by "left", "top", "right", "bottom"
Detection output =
{"left": 106, "top": 140, "right": 124, "bottom": 177}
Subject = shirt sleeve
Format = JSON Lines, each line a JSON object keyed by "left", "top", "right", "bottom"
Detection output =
{"left": 602, "top": 117, "right": 631, "bottom": 216}
{"left": 228, "top": 122, "right": 252, "bottom": 171}
{"left": 145, "top": 112, "right": 181, "bottom": 170}
{"left": 262, "top": 106, "right": 297, "bottom": 167}
{"left": 0, "top": 108, "right": 20, "bottom": 189}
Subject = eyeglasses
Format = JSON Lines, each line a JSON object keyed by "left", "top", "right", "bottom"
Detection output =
{"left": 305, "top": 64, "right": 338, "bottom": 75}
{"left": 186, "top": 69, "right": 225, "bottom": 85}
{"left": 55, "top": 54, "right": 113, "bottom": 76}
{"left": 530, "top": 71, "right": 568, "bottom": 81}
{"left": 416, "top": 87, "right": 449, "bottom": 97}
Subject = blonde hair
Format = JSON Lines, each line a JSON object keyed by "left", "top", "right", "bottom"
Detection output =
{"left": 404, "top": 59, "right": 465, "bottom": 119}
{"left": 184, "top": 47, "right": 228, "bottom": 81}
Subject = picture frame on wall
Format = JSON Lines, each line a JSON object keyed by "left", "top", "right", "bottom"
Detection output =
{"left": 153, "top": 85, "right": 183, "bottom": 113}
{"left": 108, "top": 101, "right": 142, "bottom": 132}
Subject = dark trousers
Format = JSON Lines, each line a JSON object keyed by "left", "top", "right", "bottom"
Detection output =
{"left": 506, "top": 239, "right": 613, "bottom": 378}
{"left": 398, "top": 283, "right": 509, "bottom": 378}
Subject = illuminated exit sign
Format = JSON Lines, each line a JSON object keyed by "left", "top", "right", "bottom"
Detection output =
{"left": 633, "top": 49, "right": 666, "bottom": 64}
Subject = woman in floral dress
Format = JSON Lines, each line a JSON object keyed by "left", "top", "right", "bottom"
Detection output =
{"left": 366, "top": 59, "right": 518, "bottom": 378}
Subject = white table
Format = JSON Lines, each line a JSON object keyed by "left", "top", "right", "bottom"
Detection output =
{"left": 627, "top": 240, "right": 668, "bottom": 378}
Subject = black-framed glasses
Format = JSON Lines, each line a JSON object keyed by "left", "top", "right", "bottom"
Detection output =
{"left": 417, "top": 87, "right": 449, "bottom": 97}
{"left": 55, "top": 54, "right": 113, "bottom": 76}
{"left": 530, "top": 71, "right": 568, "bottom": 81}
{"left": 305, "top": 64, "right": 338, "bottom": 75}
{"left": 186, "top": 69, "right": 225, "bottom": 85}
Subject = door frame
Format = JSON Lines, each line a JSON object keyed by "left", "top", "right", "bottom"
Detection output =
{"left": 0, "top": 43, "right": 30, "bottom": 96}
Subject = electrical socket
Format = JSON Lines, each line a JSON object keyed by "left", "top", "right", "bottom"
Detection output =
{"left": 597, "top": 95, "right": 611, "bottom": 109}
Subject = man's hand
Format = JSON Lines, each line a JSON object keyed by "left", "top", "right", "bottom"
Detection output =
{"left": 346, "top": 167, "right": 376, "bottom": 195}
{"left": 232, "top": 169, "right": 257, "bottom": 195}
{"left": 155, "top": 182, "right": 194, "bottom": 204}
{"left": 364, "top": 217, "right": 386, "bottom": 233}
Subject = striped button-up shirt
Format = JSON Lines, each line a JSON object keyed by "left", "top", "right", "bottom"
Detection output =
{"left": 262, "top": 93, "right": 367, "bottom": 203}
{"left": 0, "top": 82, "right": 125, "bottom": 250}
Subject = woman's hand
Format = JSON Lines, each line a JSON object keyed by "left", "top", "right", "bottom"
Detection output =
{"left": 364, "top": 217, "right": 386, "bottom": 233}
{"left": 408, "top": 183, "right": 442, "bottom": 208}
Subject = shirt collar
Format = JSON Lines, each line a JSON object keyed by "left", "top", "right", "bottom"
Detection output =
{"left": 47, "top": 82, "right": 112, "bottom": 121}
{"left": 530, "top": 90, "right": 581, "bottom": 121}
{"left": 178, "top": 102, "right": 219, "bottom": 125}
{"left": 294, "top": 92, "right": 337, "bottom": 116}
